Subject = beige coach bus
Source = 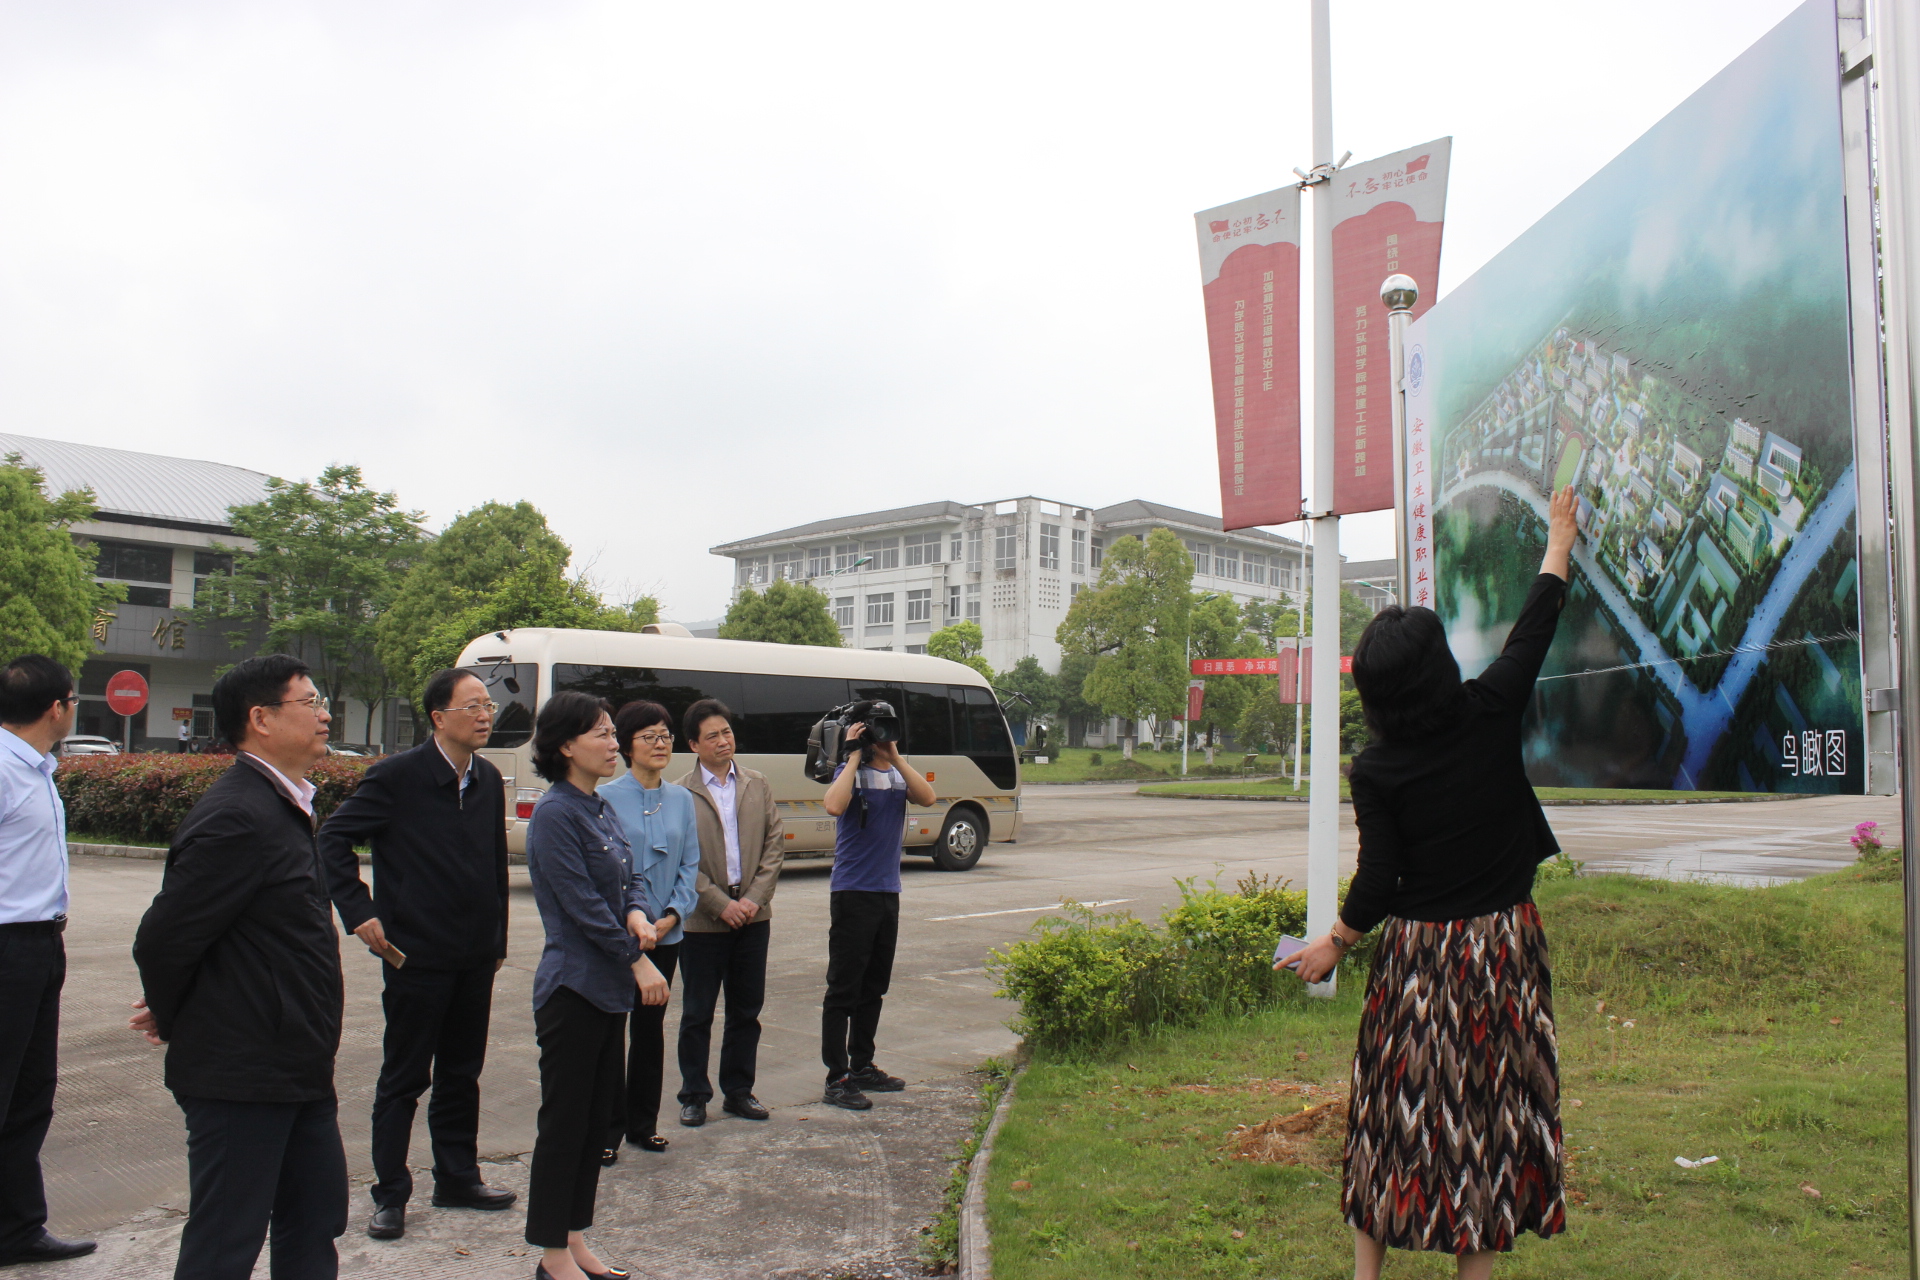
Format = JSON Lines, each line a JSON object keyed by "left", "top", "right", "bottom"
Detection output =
{"left": 453, "top": 626, "right": 1021, "bottom": 870}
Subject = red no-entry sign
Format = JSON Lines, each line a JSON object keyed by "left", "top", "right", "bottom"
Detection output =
{"left": 105, "top": 670, "right": 149, "bottom": 718}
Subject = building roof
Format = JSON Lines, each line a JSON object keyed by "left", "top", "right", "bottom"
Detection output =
{"left": 0, "top": 432, "right": 272, "bottom": 532}
{"left": 1093, "top": 499, "right": 1304, "bottom": 548}
{"left": 710, "top": 500, "right": 981, "bottom": 555}
{"left": 1341, "top": 559, "right": 1398, "bottom": 581}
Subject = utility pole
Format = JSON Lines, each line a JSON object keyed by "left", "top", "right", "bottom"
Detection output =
{"left": 1292, "top": 522, "right": 1307, "bottom": 791}
{"left": 1384, "top": 274, "right": 1418, "bottom": 607}
{"left": 1866, "top": 0, "right": 1920, "bottom": 1269}
{"left": 1303, "top": 0, "right": 1341, "bottom": 997}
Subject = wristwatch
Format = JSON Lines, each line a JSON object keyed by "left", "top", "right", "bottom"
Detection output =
{"left": 1328, "top": 930, "right": 1353, "bottom": 950}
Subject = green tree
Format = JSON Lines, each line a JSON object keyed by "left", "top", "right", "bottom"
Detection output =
{"left": 1055, "top": 527, "right": 1192, "bottom": 758}
{"left": 1056, "top": 651, "right": 1100, "bottom": 747}
{"left": 927, "top": 620, "right": 993, "bottom": 681}
{"left": 995, "top": 655, "right": 1059, "bottom": 735}
{"left": 0, "top": 456, "right": 124, "bottom": 673}
{"left": 203, "top": 466, "right": 426, "bottom": 741}
{"left": 376, "top": 501, "right": 571, "bottom": 704}
{"left": 718, "top": 580, "right": 843, "bottom": 646}
{"left": 1187, "top": 592, "right": 1264, "bottom": 764}
{"left": 410, "top": 547, "right": 646, "bottom": 684}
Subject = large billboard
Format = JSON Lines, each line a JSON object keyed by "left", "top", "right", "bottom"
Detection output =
{"left": 1196, "top": 186, "right": 1303, "bottom": 530}
{"left": 1331, "top": 138, "right": 1450, "bottom": 515}
{"left": 1403, "top": 0, "right": 1860, "bottom": 793}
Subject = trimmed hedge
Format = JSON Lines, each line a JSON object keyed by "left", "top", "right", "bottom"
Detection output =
{"left": 57, "top": 753, "right": 371, "bottom": 844}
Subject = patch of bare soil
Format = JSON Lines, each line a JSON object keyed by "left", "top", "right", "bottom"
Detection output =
{"left": 1223, "top": 1088, "right": 1349, "bottom": 1171}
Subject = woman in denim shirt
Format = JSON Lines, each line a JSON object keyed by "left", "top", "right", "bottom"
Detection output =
{"left": 523, "top": 691, "right": 668, "bottom": 1280}
{"left": 597, "top": 700, "right": 702, "bottom": 1162}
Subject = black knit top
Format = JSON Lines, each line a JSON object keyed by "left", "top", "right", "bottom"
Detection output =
{"left": 1339, "top": 573, "right": 1567, "bottom": 934}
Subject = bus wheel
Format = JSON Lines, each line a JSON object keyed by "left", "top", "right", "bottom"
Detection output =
{"left": 931, "top": 808, "right": 984, "bottom": 871}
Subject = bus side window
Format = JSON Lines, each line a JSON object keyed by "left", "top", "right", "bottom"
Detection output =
{"left": 551, "top": 665, "right": 743, "bottom": 754}
{"left": 737, "top": 674, "right": 851, "bottom": 755}
{"left": 904, "top": 682, "right": 953, "bottom": 756}
{"left": 959, "top": 685, "right": 1016, "bottom": 790}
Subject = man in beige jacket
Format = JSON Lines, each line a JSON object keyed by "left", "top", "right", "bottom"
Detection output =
{"left": 673, "top": 698, "right": 784, "bottom": 1126}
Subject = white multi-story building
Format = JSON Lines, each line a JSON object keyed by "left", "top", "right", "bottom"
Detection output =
{"left": 711, "top": 496, "right": 1316, "bottom": 674}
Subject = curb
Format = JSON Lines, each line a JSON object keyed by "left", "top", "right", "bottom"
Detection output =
{"left": 959, "top": 1066, "right": 1023, "bottom": 1280}
{"left": 1134, "top": 790, "right": 1816, "bottom": 806}
{"left": 70, "top": 843, "right": 380, "bottom": 864}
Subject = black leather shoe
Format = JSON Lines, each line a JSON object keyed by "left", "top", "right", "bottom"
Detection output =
{"left": 679, "top": 1102, "right": 707, "bottom": 1127}
{"left": 722, "top": 1093, "right": 770, "bottom": 1120}
{"left": 367, "top": 1205, "right": 405, "bottom": 1240}
{"left": 849, "top": 1064, "right": 906, "bottom": 1092}
{"left": 431, "top": 1183, "right": 517, "bottom": 1210}
{"left": 0, "top": 1233, "right": 97, "bottom": 1266}
{"left": 628, "top": 1133, "right": 669, "bottom": 1152}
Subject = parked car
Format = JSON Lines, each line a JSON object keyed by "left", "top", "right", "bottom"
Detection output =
{"left": 326, "top": 744, "right": 374, "bottom": 757}
{"left": 60, "top": 735, "right": 121, "bottom": 756}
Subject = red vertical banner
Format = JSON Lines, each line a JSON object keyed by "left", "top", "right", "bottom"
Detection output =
{"left": 1277, "top": 643, "right": 1312, "bottom": 703}
{"left": 1196, "top": 186, "right": 1302, "bottom": 530}
{"left": 1329, "top": 138, "right": 1451, "bottom": 514}
{"left": 1187, "top": 680, "right": 1206, "bottom": 722}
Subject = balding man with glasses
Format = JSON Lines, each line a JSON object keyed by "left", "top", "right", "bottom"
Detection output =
{"left": 318, "top": 668, "right": 515, "bottom": 1242}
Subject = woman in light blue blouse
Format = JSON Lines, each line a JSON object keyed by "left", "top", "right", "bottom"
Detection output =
{"left": 598, "top": 700, "right": 702, "bottom": 1163}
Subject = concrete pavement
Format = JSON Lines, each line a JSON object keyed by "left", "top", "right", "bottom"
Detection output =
{"left": 35, "top": 782, "right": 1896, "bottom": 1276}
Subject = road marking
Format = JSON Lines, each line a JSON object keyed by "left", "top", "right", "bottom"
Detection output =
{"left": 926, "top": 898, "right": 1134, "bottom": 922}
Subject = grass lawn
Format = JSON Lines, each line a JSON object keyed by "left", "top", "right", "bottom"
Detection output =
{"left": 1022, "top": 746, "right": 1307, "bottom": 784}
{"left": 68, "top": 830, "right": 170, "bottom": 848}
{"left": 1136, "top": 780, "right": 1796, "bottom": 805}
{"left": 986, "top": 862, "right": 1908, "bottom": 1278}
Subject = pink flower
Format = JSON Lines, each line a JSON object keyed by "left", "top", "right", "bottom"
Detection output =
{"left": 1852, "top": 821, "right": 1882, "bottom": 852}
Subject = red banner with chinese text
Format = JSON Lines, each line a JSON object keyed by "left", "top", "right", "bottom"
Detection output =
{"left": 1191, "top": 656, "right": 1283, "bottom": 676}
{"left": 1196, "top": 186, "right": 1303, "bottom": 530}
{"left": 1187, "top": 681, "right": 1206, "bottom": 722}
{"left": 1330, "top": 139, "right": 1451, "bottom": 514}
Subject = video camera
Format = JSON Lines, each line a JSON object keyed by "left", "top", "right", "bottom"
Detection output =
{"left": 804, "top": 699, "right": 901, "bottom": 784}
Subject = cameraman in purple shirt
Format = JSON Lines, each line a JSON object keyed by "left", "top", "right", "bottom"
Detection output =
{"left": 818, "top": 701, "right": 933, "bottom": 1111}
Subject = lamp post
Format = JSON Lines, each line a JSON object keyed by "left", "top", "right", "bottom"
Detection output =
{"left": 1183, "top": 591, "right": 1223, "bottom": 777}
{"left": 1383, "top": 273, "right": 1419, "bottom": 608}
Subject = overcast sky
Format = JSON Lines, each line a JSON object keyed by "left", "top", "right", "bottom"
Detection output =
{"left": 0, "top": 0, "right": 1807, "bottom": 622}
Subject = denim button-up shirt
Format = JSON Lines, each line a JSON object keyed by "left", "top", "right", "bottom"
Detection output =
{"left": 526, "top": 780, "right": 652, "bottom": 1014}
{"left": 599, "top": 774, "right": 701, "bottom": 947}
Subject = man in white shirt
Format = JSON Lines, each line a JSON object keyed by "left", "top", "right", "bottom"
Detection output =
{"left": 0, "top": 656, "right": 95, "bottom": 1267}
{"left": 673, "top": 699, "right": 783, "bottom": 1127}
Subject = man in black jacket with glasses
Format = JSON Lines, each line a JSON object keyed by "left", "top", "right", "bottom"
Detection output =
{"left": 318, "top": 667, "right": 514, "bottom": 1241}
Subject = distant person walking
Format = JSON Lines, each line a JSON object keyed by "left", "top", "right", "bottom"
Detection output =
{"left": 1283, "top": 485, "right": 1579, "bottom": 1280}
{"left": 177, "top": 720, "right": 192, "bottom": 754}
{"left": 674, "top": 698, "right": 784, "bottom": 1127}
{"left": 0, "top": 656, "right": 95, "bottom": 1269}
{"left": 522, "top": 691, "right": 666, "bottom": 1280}
{"left": 817, "top": 702, "right": 934, "bottom": 1110}
{"left": 318, "top": 668, "right": 516, "bottom": 1241}
{"left": 597, "top": 701, "right": 700, "bottom": 1164}
{"left": 130, "top": 655, "right": 348, "bottom": 1280}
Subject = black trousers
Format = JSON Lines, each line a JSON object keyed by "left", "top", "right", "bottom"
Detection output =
{"left": 527, "top": 987, "right": 624, "bottom": 1249}
{"left": 174, "top": 1094, "right": 348, "bottom": 1280}
{"left": 369, "top": 961, "right": 495, "bottom": 1207}
{"left": 676, "top": 921, "right": 769, "bottom": 1105}
{"left": 0, "top": 927, "right": 62, "bottom": 1255}
{"left": 821, "top": 891, "right": 899, "bottom": 1084}
{"left": 607, "top": 942, "right": 678, "bottom": 1148}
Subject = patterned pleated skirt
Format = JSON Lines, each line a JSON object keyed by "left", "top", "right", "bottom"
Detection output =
{"left": 1342, "top": 902, "right": 1567, "bottom": 1255}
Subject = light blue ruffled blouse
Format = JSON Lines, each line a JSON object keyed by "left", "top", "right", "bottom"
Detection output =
{"left": 598, "top": 773, "right": 701, "bottom": 947}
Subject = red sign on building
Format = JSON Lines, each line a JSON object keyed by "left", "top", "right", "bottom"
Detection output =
{"left": 1330, "top": 138, "right": 1451, "bottom": 514}
{"left": 1195, "top": 186, "right": 1303, "bottom": 530}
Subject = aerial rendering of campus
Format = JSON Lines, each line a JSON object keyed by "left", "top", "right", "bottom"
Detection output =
{"left": 1408, "top": 0, "right": 1863, "bottom": 793}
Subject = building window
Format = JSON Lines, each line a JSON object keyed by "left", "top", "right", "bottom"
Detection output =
{"left": 906, "top": 588, "right": 932, "bottom": 622}
{"left": 905, "top": 644, "right": 927, "bottom": 655}
{"left": 966, "top": 582, "right": 982, "bottom": 620}
{"left": 1071, "top": 528, "right": 1086, "bottom": 574}
{"left": 739, "top": 556, "right": 770, "bottom": 585}
{"left": 808, "top": 546, "right": 832, "bottom": 577}
{"left": 120, "top": 585, "right": 171, "bottom": 607}
{"left": 835, "top": 542, "right": 860, "bottom": 572}
{"left": 1244, "top": 552, "right": 1267, "bottom": 585}
{"left": 1038, "top": 523, "right": 1060, "bottom": 571}
{"left": 1090, "top": 536, "right": 1104, "bottom": 569}
{"left": 993, "top": 524, "right": 1018, "bottom": 571}
{"left": 947, "top": 585, "right": 961, "bottom": 619}
{"left": 773, "top": 550, "right": 805, "bottom": 581}
{"left": 93, "top": 540, "right": 173, "bottom": 584}
{"left": 833, "top": 596, "right": 855, "bottom": 628}
{"left": 866, "top": 593, "right": 894, "bottom": 625}
{"left": 950, "top": 533, "right": 963, "bottom": 562}
{"left": 192, "top": 551, "right": 233, "bottom": 606}
{"left": 966, "top": 529, "right": 982, "bottom": 571}
{"left": 1215, "top": 547, "right": 1239, "bottom": 580}
{"left": 1182, "top": 540, "right": 1209, "bottom": 574}
{"left": 906, "top": 531, "right": 946, "bottom": 566}
{"left": 864, "top": 537, "right": 900, "bottom": 570}
{"left": 1070, "top": 581, "right": 1082, "bottom": 601}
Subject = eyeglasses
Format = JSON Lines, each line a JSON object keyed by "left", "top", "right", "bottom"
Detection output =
{"left": 632, "top": 732, "right": 673, "bottom": 747}
{"left": 445, "top": 700, "right": 500, "bottom": 717}
{"left": 270, "top": 695, "right": 330, "bottom": 714}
